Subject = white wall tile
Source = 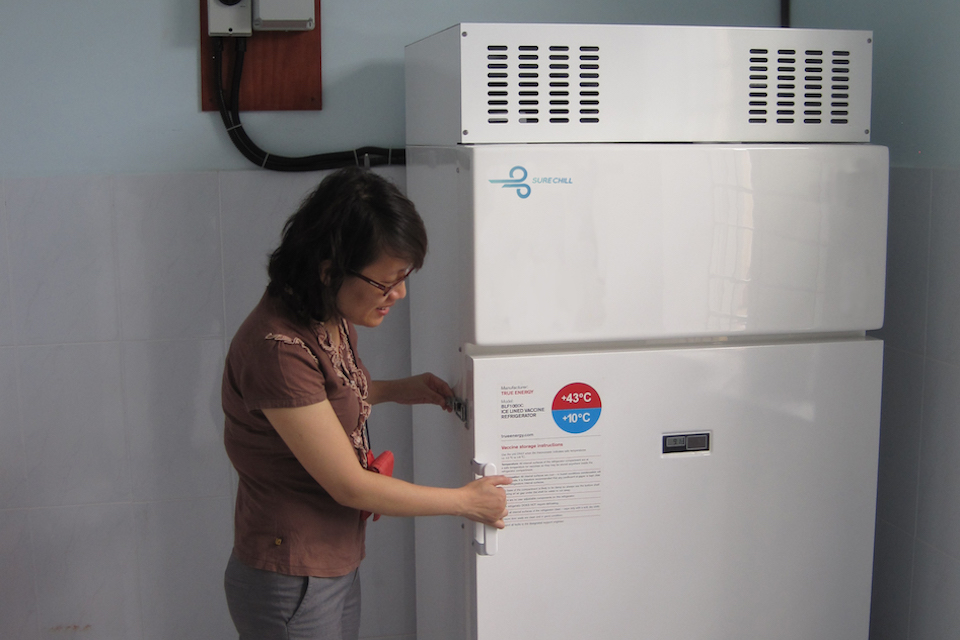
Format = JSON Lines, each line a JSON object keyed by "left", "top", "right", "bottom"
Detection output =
{"left": 379, "top": 166, "right": 407, "bottom": 193}
{"left": 868, "top": 520, "right": 913, "bottom": 640}
{"left": 875, "top": 346, "right": 924, "bottom": 534}
{"left": 18, "top": 343, "right": 130, "bottom": 507}
{"left": 0, "top": 347, "right": 29, "bottom": 509}
{"left": 880, "top": 167, "right": 931, "bottom": 355}
{"left": 0, "top": 180, "right": 16, "bottom": 346}
{"left": 30, "top": 504, "right": 143, "bottom": 640}
{"left": 219, "top": 169, "right": 328, "bottom": 341}
{"left": 908, "top": 541, "right": 960, "bottom": 640}
{"left": 868, "top": 165, "right": 960, "bottom": 640}
{"left": 355, "top": 306, "right": 412, "bottom": 380}
{"left": 916, "top": 358, "right": 960, "bottom": 555}
{"left": 0, "top": 509, "right": 40, "bottom": 640}
{"left": 5, "top": 175, "right": 119, "bottom": 345}
{"left": 360, "top": 515, "right": 417, "bottom": 638}
{"left": 123, "top": 338, "right": 230, "bottom": 502}
{"left": 927, "top": 168, "right": 960, "bottom": 366}
{"left": 134, "top": 497, "right": 235, "bottom": 640}
{"left": 115, "top": 172, "right": 223, "bottom": 340}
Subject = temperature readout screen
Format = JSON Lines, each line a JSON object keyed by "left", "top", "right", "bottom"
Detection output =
{"left": 662, "top": 433, "right": 711, "bottom": 454}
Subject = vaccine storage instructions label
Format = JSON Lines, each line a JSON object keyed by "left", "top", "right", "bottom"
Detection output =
{"left": 498, "top": 382, "right": 602, "bottom": 527}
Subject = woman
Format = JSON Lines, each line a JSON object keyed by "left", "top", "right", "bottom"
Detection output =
{"left": 221, "top": 167, "right": 510, "bottom": 640}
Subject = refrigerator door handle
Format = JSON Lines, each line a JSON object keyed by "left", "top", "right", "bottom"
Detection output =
{"left": 470, "top": 459, "right": 499, "bottom": 556}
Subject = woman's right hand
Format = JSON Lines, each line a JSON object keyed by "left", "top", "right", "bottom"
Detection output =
{"left": 459, "top": 475, "right": 512, "bottom": 528}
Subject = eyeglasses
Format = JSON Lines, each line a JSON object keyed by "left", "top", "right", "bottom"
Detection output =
{"left": 348, "top": 267, "right": 414, "bottom": 296}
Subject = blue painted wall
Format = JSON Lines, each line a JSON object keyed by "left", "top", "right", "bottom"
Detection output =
{"left": 0, "top": 0, "right": 777, "bottom": 177}
{"left": 793, "top": 1, "right": 960, "bottom": 168}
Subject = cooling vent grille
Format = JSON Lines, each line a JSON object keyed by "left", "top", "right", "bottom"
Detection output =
{"left": 486, "top": 44, "right": 601, "bottom": 125}
{"left": 747, "top": 48, "right": 854, "bottom": 125}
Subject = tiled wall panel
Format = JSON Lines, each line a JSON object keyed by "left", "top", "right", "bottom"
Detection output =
{"left": 5, "top": 176, "right": 119, "bottom": 345}
{"left": 2, "top": 165, "right": 958, "bottom": 640}
{"left": 0, "top": 168, "right": 416, "bottom": 640}
{"left": 870, "top": 166, "right": 960, "bottom": 640}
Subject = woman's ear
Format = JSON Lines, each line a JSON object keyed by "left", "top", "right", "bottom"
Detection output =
{"left": 319, "top": 260, "right": 333, "bottom": 286}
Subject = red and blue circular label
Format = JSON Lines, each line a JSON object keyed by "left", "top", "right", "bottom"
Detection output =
{"left": 552, "top": 383, "right": 602, "bottom": 433}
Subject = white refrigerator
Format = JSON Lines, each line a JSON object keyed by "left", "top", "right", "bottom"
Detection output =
{"left": 405, "top": 25, "right": 887, "bottom": 640}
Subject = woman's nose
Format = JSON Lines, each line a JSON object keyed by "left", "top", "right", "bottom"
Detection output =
{"left": 389, "top": 280, "right": 407, "bottom": 300}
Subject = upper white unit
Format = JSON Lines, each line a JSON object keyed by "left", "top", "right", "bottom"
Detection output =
{"left": 406, "top": 143, "right": 888, "bottom": 347}
{"left": 405, "top": 23, "right": 874, "bottom": 145}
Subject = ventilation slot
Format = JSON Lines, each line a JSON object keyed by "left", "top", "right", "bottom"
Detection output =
{"left": 748, "top": 47, "right": 855, "bottom": 127}
{"left": 830, "top": 50, "right": 851, "bottom": 124}
{"left": 486, "top": 45, "right": 510, "bottom": 124}
{"left": 747, "top": 48, "right": 769, "bottom": 123}
{"left": 579, "top": 46, "right": 600, "bottom": 124}
{"left": 547, "top": 45, "right": 570, "bottom": 123}
{"left": 774, "top": 49, "right": 797, "bottom": 124}
{"left": 517, "top": 45, "right": 541, "bottom": 124}
{"left": 801, "top": 50, "right": 825, "bottom": 123}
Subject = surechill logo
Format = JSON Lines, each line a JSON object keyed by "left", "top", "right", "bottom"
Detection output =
{"left": 489, "top": 166, "right": 531, "bottom": 199}
{"left": 489, "top": 165, "right": 575, "bottom": 199}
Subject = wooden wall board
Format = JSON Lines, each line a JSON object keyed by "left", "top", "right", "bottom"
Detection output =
{"left": 199, "top": 0, "right": 322, "bottom": 112}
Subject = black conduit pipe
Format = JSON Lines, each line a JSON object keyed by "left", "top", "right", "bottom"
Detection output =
{"left": 781, "top": 0, "right": 791, "bottom": 28}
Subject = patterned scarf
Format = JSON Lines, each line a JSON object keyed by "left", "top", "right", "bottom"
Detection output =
{"left": 314, "top": 319, "right": 372, "bottom": 468}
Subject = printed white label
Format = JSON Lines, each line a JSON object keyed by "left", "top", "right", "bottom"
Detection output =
{"left": 501, "top": 437, "right": 601, "bottom": 526}
{"left": 497, "top": 383, "right": 602, "bottom": 526}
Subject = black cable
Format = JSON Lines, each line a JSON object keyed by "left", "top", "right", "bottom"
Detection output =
{"left": 780, "top": 0, "right": 791, "bottom": 28}
{"left": 213, "top": 38, "right": 267, "bottom": 167}
{"left": 212, "top": 36, "right": 406, "bottom": 171}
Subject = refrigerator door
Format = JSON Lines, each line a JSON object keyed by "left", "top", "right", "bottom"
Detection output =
{"left": 461, "top": 338, "right": 881, "bottom": 640}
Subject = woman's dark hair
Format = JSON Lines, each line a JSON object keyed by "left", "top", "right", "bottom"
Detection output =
{"left": 267, "top": 167, "right": 427, "bottom": 324}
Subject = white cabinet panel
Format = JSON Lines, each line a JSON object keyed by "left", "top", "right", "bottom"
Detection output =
{"left": 462, "top": 144, "right": 887, "bottom": 345}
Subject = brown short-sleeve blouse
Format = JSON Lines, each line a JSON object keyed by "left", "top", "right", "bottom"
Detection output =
{"left": 222, "top": 291, "right": 370, "bottom": 577}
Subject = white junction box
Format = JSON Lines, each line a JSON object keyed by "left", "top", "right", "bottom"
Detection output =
{"left": 253, "top": 0, "right": 315, "bottom": 31}
{"left": 207, "top": 0, "right": 252, "bottom": 37}
{"left": 406, "top": 23, "right": 874, "bottom": 145}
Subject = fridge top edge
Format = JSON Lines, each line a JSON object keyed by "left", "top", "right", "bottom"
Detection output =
{"left": 405, "top": 142, "right": 890, "bottom": 150}
{"left": 405, "top": 23, "right": 873, "bottom": 43}
{"left": 462, "top": 332, "right": 880, "bottom": 359}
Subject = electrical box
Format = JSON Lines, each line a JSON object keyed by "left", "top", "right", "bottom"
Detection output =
{"left": 199, "top": 0, "right": 322, "bottom": 111}
{"left": 207, "top": 0, "right": 252, "bottom": 37}
{"left": 253, "top": 0, "right": 315, "bottom": 31}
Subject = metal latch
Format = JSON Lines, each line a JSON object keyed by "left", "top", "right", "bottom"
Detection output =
{"left": 445, "top": 396, "right": 469, "bottom": 425}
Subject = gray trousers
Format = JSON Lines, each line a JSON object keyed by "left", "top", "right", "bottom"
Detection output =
{"left": 224, "top": 553, "right": 361, "bottom": 640}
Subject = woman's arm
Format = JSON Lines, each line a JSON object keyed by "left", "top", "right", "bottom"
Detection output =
{"left": 367, "top": 372, "right": 454, "bottom": 411}
{"left": 263, "top": 401, "right": 510, "bottom": 526}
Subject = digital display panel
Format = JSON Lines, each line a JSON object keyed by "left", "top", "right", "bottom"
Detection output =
{"left": 662, "top": 432, "right": 711, "bottom": 454}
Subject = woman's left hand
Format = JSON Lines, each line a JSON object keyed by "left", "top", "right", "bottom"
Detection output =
{"left": 369, "top": 373, "right": 455, "bottom": 411}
